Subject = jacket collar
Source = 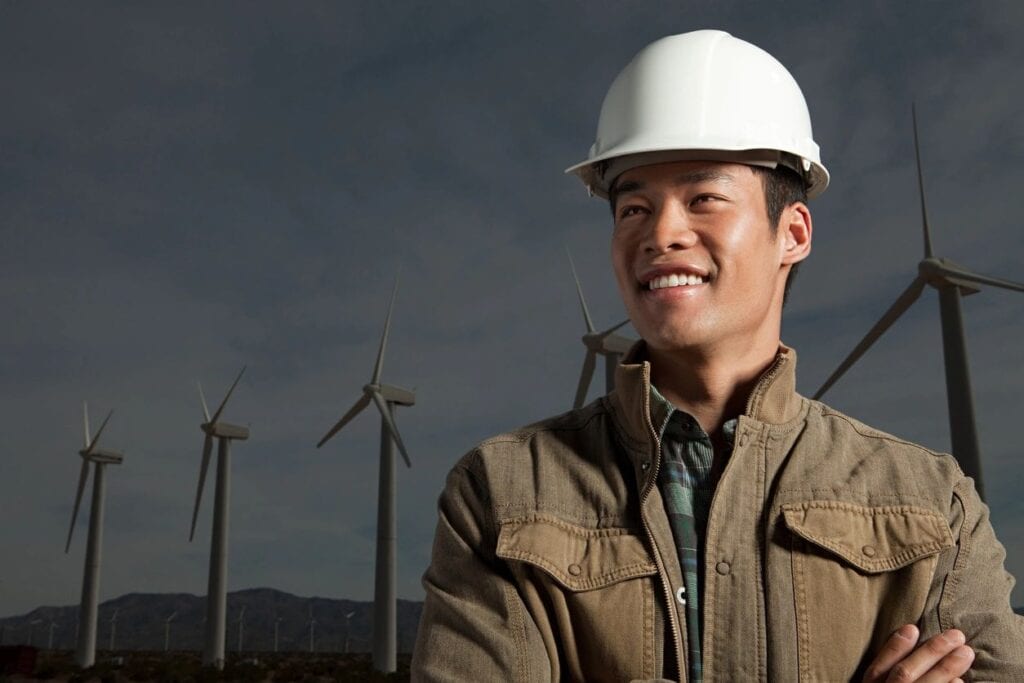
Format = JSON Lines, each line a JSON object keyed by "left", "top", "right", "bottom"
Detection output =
{"left": 609, "top": 339, "right": 802, "bottom": 447}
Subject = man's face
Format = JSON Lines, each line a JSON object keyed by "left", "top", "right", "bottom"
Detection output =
{"left": 610, "top": 160, "right": 799, "bottom": 355}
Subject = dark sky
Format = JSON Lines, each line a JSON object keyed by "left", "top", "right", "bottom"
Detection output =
{"left": 3, "top": 1, "right": 1023, "bottom": 617}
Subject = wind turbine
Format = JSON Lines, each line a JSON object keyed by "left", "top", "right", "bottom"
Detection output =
{"left": 47, "top": 621, "right": 58, "bottom": 650}
{"left": 237, "top": 606, "right": 246, "bottom": 653}
{"left": 343, "top": 610, "right": 355, "bottom": 653}
{"left": 108, "top": 608, "right": 118, "bottom": 650}
{"left": 307, "top": 606, "right": 316, "bottom": 654}
{"left": 188, "top": 366, "right": 249, "bottom": 670}
{"left": 164, "top": 612, "right": 177, "bottom": 652}
{"left": 316, "top": 276, "right": 415, "bottom": 674}
{"left": 567, "top": 249, "right": 634, "bottom": 408}
{"left": 814, "top": 105, "right": 1024, "bottom": 500}
{"left": 65, "top": 402, "right": 123, "bottom": 668}
{"left": 273, "top": 616, "right": 282, "bottom": 653}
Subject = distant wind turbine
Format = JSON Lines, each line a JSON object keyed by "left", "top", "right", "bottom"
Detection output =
{"left": 274, "top": 616, "right": 282, "bottom": 653}
{"left": 164, "top": 612, "right": 177, "bottom": 652}
{"left": 47, "top": 621, "right": 58, "bottom": 650}
{"left": 307, "top": 606, "right": 316, "bottom": 654}
{"left": 814, "top": 105, "right": 1024, "bottom": 500}
{"left": 108, "top": 608, "right": 118, "bottom": 651}
{"left": 317, "top": 276, "right": 415, "bottom": 674}
{"left": 188, "top": 366, "right": 250, "bottom": 670}
{"left": 344, "top": 610, "right": 355, "bottom": 653}
{"left": 65, "top": 402, "right": 124, "bottom": 668}
{"left": 567, "top": 249, "right": 634, "bottom": 408}
{"left": 237, "top": 606, "right": 246, "bottom": 653}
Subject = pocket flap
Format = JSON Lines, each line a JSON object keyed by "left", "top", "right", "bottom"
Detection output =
{"left": 781, "top": 501, "right": 954, "bottom": 573}
{"left": 496, "top": 516, "right": 657, "bottom": 591}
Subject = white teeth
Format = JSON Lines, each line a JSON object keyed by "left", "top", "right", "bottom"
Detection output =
{"left": 648, "top": 274, "right": 707, "bottom": 290}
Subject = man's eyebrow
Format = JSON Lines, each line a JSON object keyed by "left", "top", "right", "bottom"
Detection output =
{"left": 611, "top": 169, "right": 736, "bottom": 197}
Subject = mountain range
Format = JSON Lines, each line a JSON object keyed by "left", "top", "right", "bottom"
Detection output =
{"left": 0, "top": 588, "right": 422, "bottom": 653}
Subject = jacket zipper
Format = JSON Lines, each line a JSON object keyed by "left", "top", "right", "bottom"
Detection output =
{"left": 637, "top": 363, "right": 687, "bottom": 681}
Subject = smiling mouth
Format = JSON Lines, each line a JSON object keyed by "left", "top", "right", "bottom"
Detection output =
{"left": 644, "top": 273, "right": 709, "bottom": 290}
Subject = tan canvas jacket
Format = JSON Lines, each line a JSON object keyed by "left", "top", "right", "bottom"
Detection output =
{"left": 412, "top": 343, "right": 1024, "bottom": 682}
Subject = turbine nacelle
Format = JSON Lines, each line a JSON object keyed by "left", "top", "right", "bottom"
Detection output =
{"left": 79, "top": 449, "right": 124, "bottom": 465}
{"left": 364, "top": 383, "right": 416, "bottom": 407}
{"left": 918, "top": 257, "right": 981, "bottom": 294}
{"left": 200, "top": 421, "right": 250, "bottom": 441}
{"left": 582, "top": 328, "right": 634, "bottom": 355}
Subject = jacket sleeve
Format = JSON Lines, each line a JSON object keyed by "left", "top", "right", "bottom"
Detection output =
{"left": 926, "top": 476, "right": 1024, "bottom": 680}
{"left": 411, "top": 453, "right": 552, "bottom": 682}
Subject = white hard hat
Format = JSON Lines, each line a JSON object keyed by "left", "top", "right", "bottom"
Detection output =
{"left": 566, "top": 30, "right": 829, "bottom": 199}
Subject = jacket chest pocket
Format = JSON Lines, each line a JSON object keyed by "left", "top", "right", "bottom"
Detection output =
{"left": 496, "top": 517, "right": 659, "bottom": 682}
{"left": 782, "top": 501, "right": 954, "bottom": 683}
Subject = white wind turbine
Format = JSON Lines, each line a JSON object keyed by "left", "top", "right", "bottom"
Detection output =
{"left": 317, "top": 277, "right": 415, "bottom": 674}
{"left": 107, "top": 608, "right": 118, "bottom": 650}
{"left": 237, "top": 606, "right": 246, "bottom": 653}
{"left": 567, "top": 249, "right": 634, "bottom": 408}
{"left": 188, "top": 366, "right": 249, "bottom": 670}
{"left": 814, "top": 107, "right": 1024, "bottom": 499}
{"left": 163, "top": 612, "right": 177, "bottom": 652}
{"left": 64, "top": 402, "right": 124, "bottom": 668}
{"left": 307, "top": 606, "right": 316, "bottom": 653}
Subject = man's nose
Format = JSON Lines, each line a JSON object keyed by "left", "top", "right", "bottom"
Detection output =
{"left": 643, "top": 204, "right": 698, "bottom": 253}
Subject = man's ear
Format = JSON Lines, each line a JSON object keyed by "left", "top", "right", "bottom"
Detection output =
{"left": 779, "top": 201, "right": 812, "bottom": 266}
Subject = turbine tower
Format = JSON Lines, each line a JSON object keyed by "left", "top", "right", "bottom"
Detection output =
{"left": 814, "top": 105, "right": 1024, "bottom": 499}
{"left": 65, "top": 402, "right": 124, "bottom": 668}
{"left": 317, "top": 276, "right": 415, "bottom": 674}
{"left": 567, "top": 249, "right": 634, "bottom": 408}
{"left": 188, "top": 366, "right": 249, "bottom": 670}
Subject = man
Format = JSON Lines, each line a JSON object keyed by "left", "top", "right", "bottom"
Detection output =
{"left": 412, "top": 30, "right": 1023, "bottom": 682}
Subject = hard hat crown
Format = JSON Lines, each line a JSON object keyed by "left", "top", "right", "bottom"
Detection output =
{"left": 567, "top": 30, "right": 829, "bottom": 199}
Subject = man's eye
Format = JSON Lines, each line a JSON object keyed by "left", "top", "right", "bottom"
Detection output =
{"left": 691, "top": 194, "right": 717, "bottom": 206}
{"left": 618, "top": 205, "right": 645, "bottom": 219}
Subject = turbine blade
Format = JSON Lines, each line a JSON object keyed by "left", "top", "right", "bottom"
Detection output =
{"left": 82, "top": 401, "right": 90, "bottom": 448}
{"left": 189, "top": 434, "right": 214, "bottom": 542}
{"left": 597, "top": 319, "right": 630, "bottom": 342}
{"left": 566, "top": 248, "right": 596, "bottom": 333}
{"left": 86, "top": 410, "right": 114, "bottom": 455}
{"left": 939, "top": 267, "right": 1024, "bottom": 293}
{"left": 198, "top": 381, "right": 210, "bottom": 422}
{"left": 370, "top": 391, "right": 412, "bottom": 468}
{"left": 316, "top": 394, "right": 372, "bottom": 448}
{"left": 574, "top": 351, "right": 597, "bottom": 409}
{"left": 912, "top": 103, "right": 935, "bottom": 259}
{"left": 372, "top": 276, "right": 400, "bottom": 385}
{"left": 814, "top": 277, "right": 926, "bottom": 399}
{"left": 210, "top": 366, "right": 246, "bottom": 425}
{"left": 65, "top": 460, "right": 90, "bottom": 553}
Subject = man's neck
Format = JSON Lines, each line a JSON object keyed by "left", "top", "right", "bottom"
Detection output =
{"left": 648, "top": 339, "right": 781, "bottom": 437}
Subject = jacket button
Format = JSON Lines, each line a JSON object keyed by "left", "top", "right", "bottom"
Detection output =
{"left": 568, "top": 563, "right": 582, "bottom": 576}
{"left": 716, "top": 561, "right": 731, "bottom": 575}
{"left": 738, "top": 433, "right": 748, "bottom": 447}
{"left": 640, "top": 460, "right": 650, "bottom": 471}
{"left": 862, "top": 545, "right": 877, "bottom": 558}
{"left": 675, "top": 586, "right": 686, "bottom": 605}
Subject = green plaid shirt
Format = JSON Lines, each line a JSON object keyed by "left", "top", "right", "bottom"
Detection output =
{"left": 650, "top": 385, "right": 737, "bottom": 683}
